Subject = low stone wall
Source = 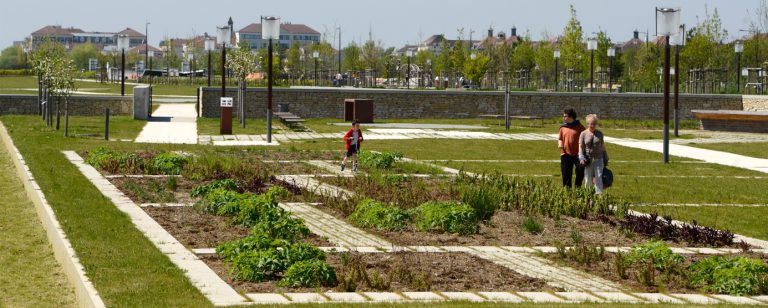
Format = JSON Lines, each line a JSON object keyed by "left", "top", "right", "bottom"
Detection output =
{"left": 199, "top": 87, "right": 743, "bottom": 120}
{"left": 743, "top": 95, "right": 768, "bottom": 112}
{"left": 0, "top": 95, "right": 133, "bottom": 116}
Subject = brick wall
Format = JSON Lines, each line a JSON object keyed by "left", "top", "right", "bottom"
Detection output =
{"left": 0, "top": 95, "right": 133, "bottom": 116}
{"left": 199, "top": 88, "right": 743, "bottom": 120}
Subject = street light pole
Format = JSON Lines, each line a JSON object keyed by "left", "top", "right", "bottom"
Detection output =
{"left": 554, "top": 49, "right": 560, "bottom": 91}
{"left": 263, "top": 16, "right": 280, "bottom": 144}
{"left": 146, "top": 21, "right": 150, "bottom": 75}
{"left": 657, "top": 7, "right": 680, "bottom": 163}
{"left": 735, "top": 40, "right": 744, "bottom": 92}
{"left": 313, "top": 50, "right": 319, "bottom": 87}
{"left": 607, "top": 47, "right": 615, "bottom": 92}
{"left": 118, "top": 34, "right": 128, "bottom": 96}
{"left": 587, "top": 38, "right": 597, "bottom": 92}
{"left": 406, "top": 49, "right": 413, "bottom": 89}
{"left": 337, "top": 27, "right": 341, "bottom": 78}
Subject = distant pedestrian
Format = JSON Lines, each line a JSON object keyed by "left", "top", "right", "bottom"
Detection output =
{"left": 558, "top": 108, "right": 586, "bottom": 187}
{"left": 341, "top": 121, "right": 364, "bottom": 172}
{"left": 579, "top": 114, "right": 609, "bottom": 194}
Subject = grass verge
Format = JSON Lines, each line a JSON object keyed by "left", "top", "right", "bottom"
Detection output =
{"left": 689, "top": 142, "right": 768, "bottom": 159}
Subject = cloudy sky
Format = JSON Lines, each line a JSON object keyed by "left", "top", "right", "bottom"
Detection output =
{"left": 1, "top": 0, "right": 763, "bottom": 49}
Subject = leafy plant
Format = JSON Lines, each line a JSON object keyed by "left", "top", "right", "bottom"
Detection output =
{"left": 621, "top": 213, "right": 734, "bottom": 247}
{"left": 623, "top": 241, "right": 684, "bottom": 286}
{"left": 459, "top": 184, "right": 500, "bottom": 222}
{"left": 522, "top": 216, "right": 544, "bottom": 235}
{"left": 85, "top": 147, "right": 145, "bottom": 174}
{"left": 279, "top": 259, "right": 338, "bottom": 288}
{"left": 554, "top": 242, "right": 605, "bottom": 265}
{"left": 688, "top": 256, "right": 768, "bottom": 295}
{"left": 348, "top": 199, "right": 410, "bottom": 231}
{"left": 190, "top": 179, "right": 238, "bottom": 198}
{"left": 412, "top": 201, "right": 478, "bottom": 235}
{"left": 358, "top": 150, "right": 403, "bottom": 169}
{"left": 149, "top": 152, "right": 189, "bottom": 175}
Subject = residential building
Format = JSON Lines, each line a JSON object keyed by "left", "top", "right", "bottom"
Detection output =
{"left": 236, "top": 23, "right": 320, "bottom": 50}
{"left": 29, "top": 25, "right": 146, "bottom": 51}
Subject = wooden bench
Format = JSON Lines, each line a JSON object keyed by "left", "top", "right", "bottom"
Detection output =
{"left": 692, "top": 110, "right": 768, "bottom": 133}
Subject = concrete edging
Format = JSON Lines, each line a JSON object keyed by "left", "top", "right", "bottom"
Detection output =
{"left": 0, "top": 121, "right": 105, "bottom": 308}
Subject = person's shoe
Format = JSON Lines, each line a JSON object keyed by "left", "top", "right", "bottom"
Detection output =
{"left": 340, "top": 163, "right": 345, "bottom": 172}
{"left": 352, "top": 163, "right": 358, "bottom": 172}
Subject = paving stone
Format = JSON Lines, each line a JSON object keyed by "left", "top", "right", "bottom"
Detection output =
{"left": 668, "top": 247, "right": 695, "bottom": 254}
{"left": 284, "top": 293, "right": 328, "bottom": 303}
{"left": 477, "top": 292, "right": 524, "bottom": 302}
{"left": 440, "top": 292, "right": 485, "bottom": 302}
{"left": 469, "top": 246, "right": 505, "bottom": 252}
{"left": 711, "top": 294, "right": 764, "bottom": 305}
{"left": 592, "top": 292, "right": 643, "bottom": 303}
{"left": 603, "top": 247, "right": 631, "bottom": 253}
{"left": 439, "top": 246, "right": 474, "bottom": 252}
{"left": 324, "top": 292, "right": 368, "bottom": 302}
{"left": 753, "top": 295, "right": 768, "bottom": 303}
{"left": 684, "top": 247, "right": 726, "bottom": 254}
{"left": 632, "top": 293, "right": 685, "bottom": 304}
{"left": 401, "top": 292, "right": 444, "bottom": 301}
{"left": 516, "top": 292, "right": 567, "bottom": 303}
{"left": 246, "top": 293, "right": 291, "bottom": 304}
{"left": 500, "top": 246, "right": 538, "bottom": 253}
{"left": 555, "top": 292, "right": 605, "bottom": 303}
{"left": 672, "top": 293, "right": 723, "bottom": 304}
{"left": 362, "top": 292, "right": 406, "bottom": 302}
{"left": 407, "top": 246, "right": 445, "bottom": 252}
{"left": 532, "top": 246, "right": 559, "bottom": 253}
{"left": 192, "top": 248, "right": 216, "bottom": 255}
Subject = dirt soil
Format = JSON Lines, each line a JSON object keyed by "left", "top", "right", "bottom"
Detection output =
{"left": 143, "top": 206, "right": 332, "bottom": 248}
{"left": 202, "top": 251, "right": 559, "bottom": 293}
{"left": 543, "top": 251, "right": 768, "bottom": 294}
{"left": 111, "top": 176, "right": 197, "bottom": 204}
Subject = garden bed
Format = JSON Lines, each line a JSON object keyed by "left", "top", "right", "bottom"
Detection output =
{"left": 201, "top": 251, "right": 557, "bottom": 293}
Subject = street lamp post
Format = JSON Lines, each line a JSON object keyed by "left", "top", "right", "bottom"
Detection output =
{"left": 117, "top": 34, "right": 129, "bottom": 96}
{"left": 205, "top": 36, "right": 215, "bottom": 87}
{"left": 217, "top": 25, "right": 232, "bottom": 134}
{"left": 587, "top": 38, "right": 597, "bottom": 92}
{"left": 554, "top": 49, "right": 560, "bottom": 91}
{"left": 263, "top": 16, "right": 281, "bottom": 144}
{"left": 735, "top": 40, "right": 744, "bottom": 92}
{"left": 470, "top": 52, "right": 477, "bottom": 89}
{"left": 670, "top": 25, "right": 684, "bottom": 137}
{"left": 313, "top": 50, "right": 319, "bottom": 86}
{"left": 146, "top": 21, "right": 150, "bottom": 75}
{"left": 406, "top": 49, "right": 413, "bottom": 89}
{"left": 657, "top": 7, "right": 681, "bottom": 163}
{"left": 607, "top": 47, "right": 615, "bottom": 92}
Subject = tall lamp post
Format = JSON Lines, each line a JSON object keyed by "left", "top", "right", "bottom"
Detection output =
{"left": 205, "top": 36, "right": 215, "bottom": 87}
{"left": 145, "top": 21, "right": 151, "bottom": 74}
{"left": 587, "top": 38, "right": 597, "bottom": 92}
{"left": 607, "top": 47, "right": 615, "bottom": 92}
{"left": 263, "top": 16, "right": 280, "bottom": 144}
{"left": 554, "top": 49, "right": 560, "bottom": 91}
{"left": 313, "top": 50, "right": 319, "bottom": 86}
{"left": 656, "top": 7, "right": 681, "bottom": 163}
{"left": 735, "top": 40, "right": 744, "bottom": 92}
{"left": 405, "top": 49, "right": 413, "bottom": 89}
{"left": 470, "top": 52, "right": 477, "bottom": 89}
{"left": 117, "top": 34, "right": 129, "bottom": 96}
{"left": 670, "top": 25, "right": 684, "bottom": 137}
{"left": 217, "top": 25, "right": 232, "bottom": 134}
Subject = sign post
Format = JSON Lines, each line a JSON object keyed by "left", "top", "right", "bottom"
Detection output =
{"left": 220, "top": 97, "right": 233, "bottom": 134}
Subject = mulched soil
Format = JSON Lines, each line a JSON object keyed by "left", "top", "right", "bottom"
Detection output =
{"left": 143, "top": 206, "right": 333, "bottom": 248}
{"left": 542, "top": 251, "right": 768, "bottom": 294}
{"left": 201, "top": 251, "right": 559, "bottom": 293}
{"left": 110, "top": 176, "right": 197, "bottom": 204}
{"left": 323, "top": 176, "right": 455, "bottom": 209}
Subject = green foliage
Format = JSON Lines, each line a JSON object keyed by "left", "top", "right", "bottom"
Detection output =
{"left": 69, "top": 43, "right": 102, "bottom": 71}
{"left": 625, "top": 241, "right": 684, "bottom": 272}
{"left": 459, "top": 184, "right": 500, "bottom": 221}
{"left": 0, "top": 46, "right": 26, "bottom": 69}
{"left": 150, "top": 152, "right": 189, "bottom": 175}
{"left": 84, "top": 147, "right": 144, "bottom": 174}
{"left": 279, "top": 259, "right": 338, "bottom": 288}
{"left": 463, "top": 52, "right": 491, "bottom": 87}
{"left": 560, "top": 5, "right": 586, "bottom": 71}
{"left": 190, "top": 179, "right": 238, "bottom": 198}
{"left": 348, "top": 199, "right": 410, "bottom": 231}
{"left": 555, "top": 241, "right": 605, "bottom": 265}
{"left": 358, "top": 150, "right": 403, "bottom": 169}
{"left": 689, "top": 256, "right": 768, "bottom": 295}
{"left": 522, "top": 216, "right": 543, "bottom": 234}
{"left": 181, "top": 153, "right": 270, "bottom": 182}
{"left": 412, "top": 201, "right": 478, "bottom": 235}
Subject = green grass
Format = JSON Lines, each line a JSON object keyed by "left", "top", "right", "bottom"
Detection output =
{"left": 1, "top": 115, "right": 211, "bottom": 307}
{"left": 690, "top": 142, "right": 768, "bottom": 159}
{"left": 197, "top": 117, "right": 293, "bottom": 135}
{"left": 0, "top": 135, "right": 76, "bottom": 307}
{"left": 0, "top": 76, "right": 201, "bottom": 97}
{"left": 635, "top": 206, "right": 768, "bottom": 241}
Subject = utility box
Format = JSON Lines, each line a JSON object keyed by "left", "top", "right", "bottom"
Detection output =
{"left": 133, "top": 85, "right": 151, "bottom": 120}
{"left": 343, "top": 98, "right": 374, "bottom": 123}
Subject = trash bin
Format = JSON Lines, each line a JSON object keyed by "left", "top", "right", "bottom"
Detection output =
{"left": 343, "top": 99, "right": 374, "bottom": 123}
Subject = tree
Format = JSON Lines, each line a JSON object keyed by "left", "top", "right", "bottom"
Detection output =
{"left": 0, "top": 45, "right": 25, "bottom": 69}
{"left": 342, "top": 41, "right": 362, "bottom": 72}
{"left": 360, "top": 37, "right": 384, "bottom": 74}
{"left": 30, "top": 40, "right": 77, "bottom": 132}
{"left": 463, "top": 53, "right": 490, "bottom": 87}
{"left": 227, "top": 44, "right": 257, "bottom": 126}
{"left": 560, "top": 5, "right": 586, "bottom": 71}
{"left": 70, "top": 43, "right": 100, "bottom": 70}
{"left": 534, "top": 32, "right": 555, "bottom": 87}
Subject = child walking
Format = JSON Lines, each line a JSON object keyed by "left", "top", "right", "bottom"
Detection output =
{"left": 341, "top": 121, "right": 363, "bottom": 172}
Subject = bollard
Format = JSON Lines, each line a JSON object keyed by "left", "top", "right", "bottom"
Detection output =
{"left": 105, "top": 108, "right": 110, "bottom": 141}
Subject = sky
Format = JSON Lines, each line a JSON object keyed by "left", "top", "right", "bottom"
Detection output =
{"left": 1, "top": 0, "right": 764, "bottom": 49}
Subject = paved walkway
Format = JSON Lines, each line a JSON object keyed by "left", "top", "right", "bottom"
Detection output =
{"left": 135, "top": 104, "right": 198, "bottom": 144}
{"left": 199, "top": 131, "right": 555, "bottom": 145}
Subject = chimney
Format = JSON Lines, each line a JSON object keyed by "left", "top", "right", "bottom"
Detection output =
{"left": 511, "top": 26, "right": 517, "bottom": 37}
{"left": 498, "top": 32, "right": 505, "bottom": 39}
{"left": 488, "top": 28, "right": 493, "bottom": 38}
{"left": 633, "top": 30, "right": 639, "bottom": 40}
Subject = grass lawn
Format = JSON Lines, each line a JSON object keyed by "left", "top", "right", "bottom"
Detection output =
{"left": 0, "top": 76, "right": 201, "bottom": 97}
{"left": 689, "top": 142, "right": 768, "bottom": 159}
{"left": 197, "top": 117, "right": 293, "bottom": 135}
{"left": 0, "top": 134, "right": 76, "bottom": 307}
{"left": 635, "top": 206, "right": 768, "bottom": 241}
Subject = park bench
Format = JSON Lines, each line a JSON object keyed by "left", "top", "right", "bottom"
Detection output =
{"left": 274, "top": 111, "right": 310, "bottom": 131}
{"left": 692, "top": 109, "right": 768, "bottom": 133}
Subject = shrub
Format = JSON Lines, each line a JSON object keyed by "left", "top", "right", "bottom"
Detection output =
{"left": 522, "top": 216, "right": 543, "bottom": 235}
{"left": 459, "top": 184, "right": 500, "bottom": 222}
{"left": 348, "top": 199, "right": 410, "bottom": 231}
{"left": 555, "top": 241, "right": 605, "bottom": 265}
{"left": 688, "top": 256, "right": 768, "bottom": 295}
{"left": 358, "top": 150, "right": 403, "bottom": 169}
{"left": 279, "top": 260, "right": 338, "bottom": 288}
{"left": 150, "top": 152, "right": 189, "bottom": 175}
{"left": 218, "top": 236, "right": 326, "bottom": 282}
{"left": 621, "top": 213, "right": 734, "bottom": 246}
{"left": 190, "top": 179, "right": 238, "bottom": 198}
{"left": 412, "top": 201, "right": 478, "bottom": 235}
{"left": 623, "top": 241, "right": 684, "bottom": 286}
{"left": 85, "top": 147, "right": 145, "bottom": 174}
{"left": 182, "top": 154, "right": 269, "bottom": 182}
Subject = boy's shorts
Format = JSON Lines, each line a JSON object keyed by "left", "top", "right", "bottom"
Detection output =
{"left": 345, "top": 146, "right": 358, "bottom": 157}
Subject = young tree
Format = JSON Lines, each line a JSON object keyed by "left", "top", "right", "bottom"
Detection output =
{"left": 0, "top": 45, "right": 25, "bottom": 69}
{"left": 342, "top": 41, "right": 362, "bottom": 72}
{"left": 463, "top": 53, "right": 490, "bottom": 87}
{"left": 227, "top": 44, "right": 257, "bottom": 126}
{"left": 560, "top": 5, "right": 586, "bottom": 72}
{"left": 70, "top": 43, "right": 101, "bottom": 70}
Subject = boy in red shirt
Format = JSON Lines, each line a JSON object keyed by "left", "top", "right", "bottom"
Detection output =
{"left": 341, "top": 121, "right": 363, "bottom": 172}
{"left": 558, "top": 108, "right": 586, "bottom": 187}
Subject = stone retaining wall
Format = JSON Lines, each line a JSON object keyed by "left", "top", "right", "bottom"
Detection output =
{"left": 0, "top": 95, "right": 132, "bottom": 116}
{"left": 199, "top": 87, "right": 743, "bottom": 120}
{"left": 743, "top": 95, "right": 768, "bottom": 112}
